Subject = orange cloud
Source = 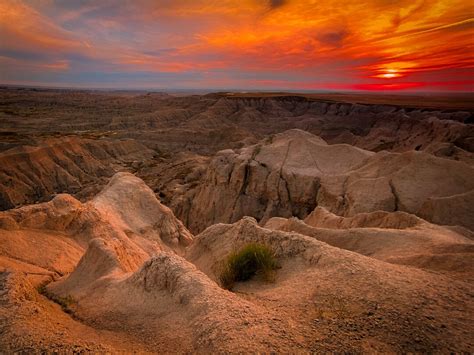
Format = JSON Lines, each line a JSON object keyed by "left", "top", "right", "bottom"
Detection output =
{"left": 0, "top": 0, "right": 84, "bottom": 52}
{"left": 0, "top": 0, "right": 472, "bottom": 90}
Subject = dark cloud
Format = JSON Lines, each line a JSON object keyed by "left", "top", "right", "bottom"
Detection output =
{"left": 269, "top": 0, "right": 286, "bottom": 9}
{"left": 0, "top": 49, "right": 49, "bottom": 61}
{"left": 317, "top": 29, "right": 348, "bottom": 47}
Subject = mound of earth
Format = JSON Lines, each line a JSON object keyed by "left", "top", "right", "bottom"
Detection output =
{"left": 92, "top": 172, "right": 193, "bottom": 253}
{"left": 48, "top": 241, "right": 291, "bottom": 352}
{"left": 303, "top": 206, "right": 424, "bottom": 229}
{"left": 186, "top": 217, "right": 473, "bottom": 352}
{"left": 184, "top": 129, "right": 474, "bottom": 233}
{"left": 0, "top": 173, "right": 195, "bottom": 352}
{"left": 0, "top": 172, "right": 191, "bottom": 285}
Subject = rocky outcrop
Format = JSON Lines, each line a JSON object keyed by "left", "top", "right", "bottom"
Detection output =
{"left": 185, "top": 129, "right": 474, "bottom": 233}
{"left": 0, "top": 173, "right": 193, "bottom": 282}
{"left": 418, "top": 190, "right": 474, "bottom": 231}
{"left": 92, "top": 172, "right": 193, "bottom": 252}
{"left": 303, "top": 206, "right": 423, "bottom": 229}
{"left": 186, "top": 129, "right": 373, "bottom": 232}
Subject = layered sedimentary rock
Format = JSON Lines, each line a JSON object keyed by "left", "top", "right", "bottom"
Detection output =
{"left": 1, "top": 89, "right": 473, "bottom": 217}
{"left": 0, "top": 137, "right": 155, "bottom": 210}
{"left": 185, "top": 129, "right": 372, "bottom": 232}
{"left": 185, "top": 129, "right": 474, "bottom": 233}
{"left": 1, "top": 89, "right": 472, "bottom": 158}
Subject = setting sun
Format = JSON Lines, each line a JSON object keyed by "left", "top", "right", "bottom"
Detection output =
{"left": 374, "top": 69, "right": 403, "bottom": 79}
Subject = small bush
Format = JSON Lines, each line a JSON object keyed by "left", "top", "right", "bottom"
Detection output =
{"left": 218, "top": 243, "right": 278, "bottom": 290}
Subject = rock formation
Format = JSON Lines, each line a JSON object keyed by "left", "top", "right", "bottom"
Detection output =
{"left": 0, "top": 137, "right": 155, "bottom": 210}
{"left": 185, "top": 129, "right": 474, "bottom": 233}
{"left": 0, "top": 172, "right": 192, "bottom": 283}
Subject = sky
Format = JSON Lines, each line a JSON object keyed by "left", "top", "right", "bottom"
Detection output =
{"left": 0, "top": 0, "right": 473, "bottom": 92}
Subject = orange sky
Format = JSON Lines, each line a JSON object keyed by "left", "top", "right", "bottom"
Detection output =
{"left": 0, "top": 0, "right": 473, "bottom": 91}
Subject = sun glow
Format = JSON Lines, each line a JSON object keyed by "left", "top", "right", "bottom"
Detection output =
{"left": 374, "top": 69, "right": 403, "bottom": 79}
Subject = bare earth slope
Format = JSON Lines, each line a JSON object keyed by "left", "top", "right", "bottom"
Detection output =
{"left": 187, "top": 217, "right": 473, "bottom": 352}
{"left": 264, "top": 207, "right": 474, "bottom": 276}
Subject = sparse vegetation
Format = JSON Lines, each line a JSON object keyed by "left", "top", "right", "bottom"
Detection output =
{"left": 218, "top": 243, "right": 279, "bottom": 290}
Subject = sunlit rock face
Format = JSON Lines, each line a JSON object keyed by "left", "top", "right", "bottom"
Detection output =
{"left": 185, "top": 129, "right": 474, "bottom": 233}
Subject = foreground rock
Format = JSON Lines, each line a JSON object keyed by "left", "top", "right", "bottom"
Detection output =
{"left": 0, "top": 172, "right": 192, "bottom": 282}
{"left": 186, "top": 217, "right": 473, "bottom": 352}
{"left": 1, "top": 173, "right": 473, "bottom": 352}
{"left": 0, "top": 173, "right": 194, "bottom": 352}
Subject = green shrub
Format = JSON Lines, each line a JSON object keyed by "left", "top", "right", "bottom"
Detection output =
{"left": 218, "top": 243, "right": 278, "bottom": 290}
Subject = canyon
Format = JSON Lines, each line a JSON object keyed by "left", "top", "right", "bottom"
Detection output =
{"left": 0, "top": 87, "right": 473, "bottom": 352}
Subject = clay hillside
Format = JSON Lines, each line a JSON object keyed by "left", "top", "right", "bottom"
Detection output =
{"left": 0, "top": 88, "right": 473, "bottom": 353}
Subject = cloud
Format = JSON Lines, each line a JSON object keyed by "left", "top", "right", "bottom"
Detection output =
{"left": 269, "top": 0, "right": 286, "bottom": 9}
{"left": 317, "top": 29, "right": 348, "bottom": 47}
{"left": 1, "top": 0, "right": 473, "bottom": 90}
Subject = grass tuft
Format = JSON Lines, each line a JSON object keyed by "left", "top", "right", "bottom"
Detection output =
{"left": 218, "top": 243, "right": 278, "bottom": 290}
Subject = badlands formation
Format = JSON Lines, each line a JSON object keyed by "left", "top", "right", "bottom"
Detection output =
{"left": 0, "top": 88, "right": 473, "bottom": 352}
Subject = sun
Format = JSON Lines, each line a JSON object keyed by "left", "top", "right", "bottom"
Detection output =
{"left": 374, "top": 69, "right": 402, "bottom": 79}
